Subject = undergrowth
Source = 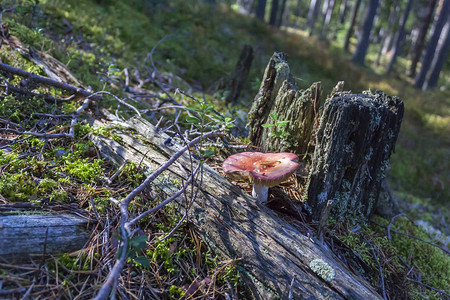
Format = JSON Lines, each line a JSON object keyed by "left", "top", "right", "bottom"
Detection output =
{"left": 0, "top": 0, "right": 449, "bottom": 299}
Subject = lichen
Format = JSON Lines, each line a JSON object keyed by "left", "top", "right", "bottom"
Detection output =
{"left": 309, "top": 259, "right": 335, "bottom": 282}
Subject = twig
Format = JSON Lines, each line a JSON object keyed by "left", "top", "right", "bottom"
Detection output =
{"left": 406, "top": 277, "right": 450, "bottom": 297}
{"left": 94, "top": 130, "right": 224, "bottom": 300}
{"left": 0, "top": 62, "right": 102, "bottom": 101}
{"left": 365, "top": 238, "right": 387, "bottom": 300}
{"left": 288, "top": 275, "right": 296, "bottom": 300}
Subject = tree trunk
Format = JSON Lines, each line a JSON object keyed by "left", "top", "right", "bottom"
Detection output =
{"left": 225, "top": 44, "right": 254, "bottom": 104}
{"left": 381, "top": 0, "right": 400, "bottom": 56}
{"left": 415, "top": 0, "right": 450, "bottom": 89}
{"left": 339, "top": 0, "right": 348, "bottom": 24}
{"left": 276, "top": 0, "right": 288, "bottom": 27}
{"left": 307, "top": 91, "right": 404, "bottom": 224}
{"left": 321, "top": 0, "right": 336, "bottom": 38}
{"left": 408, "top": 0, "right": 437, "bottom": 77}
{"left": 0, "top": 209, "right": 92, "bottom": 260}
{"left": 256, "top": 0, "right": 267, "bottom": 21}
{"left": 247, "top": 52, "right": 320, "bottom": 157}
{"left": 90, "top": 114, "right": 382, "bottom": 300}
{"left": 423, "top": 16, "right": 450, "bottom": 90}
{"left": 344, "top": 0, "right": 362, "bottom": 52}
{"left": 307, "top": 0, "right": 322, "bottom": 36}
{"left": 352, "top": 0, "right": 380, "bottom": 65}
{"left": 386, "top": 0, "right": 413, "bottom": 74}
{"left": 269, "top": 0, "right": 280, "bottom": 25}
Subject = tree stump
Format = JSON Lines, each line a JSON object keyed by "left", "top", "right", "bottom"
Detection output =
{"left": 247, "top": 52, "right": 320, "bottom": 157}
{"left": 307, "top": 91, "right": 404, "bottom": 224}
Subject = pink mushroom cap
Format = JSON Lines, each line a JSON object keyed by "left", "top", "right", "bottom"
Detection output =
{"left": 222, "top": 152, "right": 299, "bottom": 186}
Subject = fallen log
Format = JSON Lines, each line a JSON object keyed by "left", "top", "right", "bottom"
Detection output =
{"left": 0, "top": 209, "right": 92, "bottom": 260}
{"left": 90, "top": 115, "right": 381, "bottom": 300}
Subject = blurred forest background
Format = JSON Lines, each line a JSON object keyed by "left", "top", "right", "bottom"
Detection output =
{"left": 0, "top": 0, "right": 449, "bottom": 299}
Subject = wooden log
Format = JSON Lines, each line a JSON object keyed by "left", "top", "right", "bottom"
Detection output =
{"left": 0, "top": 211, "right": 92, "bottom": 260}
{"left": 90, "top": 114, "right": 381, "bottom": 300}
{"left": 247, "top": 52, "right": 320, "bottom": 157}
{"left": 307, "top": 91, "right": 404, "bottom": 224}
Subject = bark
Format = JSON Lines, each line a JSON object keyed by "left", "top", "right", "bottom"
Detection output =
{"left": 415, "top": 0, "right": 450, "bottom": 89}
{"left": 352, "top": 0, "right": 380, "bottom": 65}
{"left": 255, "top": 0, "right": 267, "bottom": 21}
{"left": 423, "top": 16, "right": 450, "bottom": 89}
{"left": 269, "top": 0, "right": 280, "bottom": 25}
{"left": 225, "top": 44, "right": 254, "bottom": 104}
{"left": 381, "top": 0, "right": 400, "bottom": 56}
{"left": 408, "top": 0, "right": 437, "bottom": 77}
{"left": 307, "top": 91, "right": 404, "bottom": 224}
{"left": 0, "top": 210, "right": 92, "bottom": 260}
{"left": 344, "top": 0, "right": 362, "bottom": 52}
{"left": 386, "top": 0, "right": 413, "bottom": 74}
{"left": 247, "top": 52, "right": 320, "bottom": 157}
{"left": 89, "top": 114, "right": 382, "bottom": 300}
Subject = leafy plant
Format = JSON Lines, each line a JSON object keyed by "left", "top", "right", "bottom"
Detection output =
{"left": 261, "top": 112, "right": 290, "bottom": 138}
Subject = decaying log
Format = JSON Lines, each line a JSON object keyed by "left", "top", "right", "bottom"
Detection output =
{"left": 0, "top": 211, "right": 92, "bottom": 259}
{"left": 90, "top": 115, "right": 381, "bottom": 300}
{"left": 247, "top": 52, "right": 320, "bottom": 157}
{"left": 307, "top": 91, "right": 404, "bottom": 224}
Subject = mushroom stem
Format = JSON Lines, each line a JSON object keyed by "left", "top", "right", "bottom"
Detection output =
{"left": 252, "top": 183, "right": 269, "bottom": 202}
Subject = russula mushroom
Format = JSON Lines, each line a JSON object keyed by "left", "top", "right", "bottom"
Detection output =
{"left": 222, "top": 152, "right": 299, "bottom": 202}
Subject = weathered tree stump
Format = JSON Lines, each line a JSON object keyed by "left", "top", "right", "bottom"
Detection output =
{"left": 90, "top": 114, "right": 381, "bottom": 300}
{"left": 307, "top": 91, "right": 404, "bottom": 224}
{"left": 0, "top": 210, "right": 92, "bottom": 260}
{"left": 226, "top": 44, "right": 253, "bottom": 104}
{"left": 247, "top": 52, "right": 320, "bottom": 157}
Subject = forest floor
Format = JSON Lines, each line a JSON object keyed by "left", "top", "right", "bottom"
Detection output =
{"left": 0, "top": 0, "right": 449, "bottom": 299}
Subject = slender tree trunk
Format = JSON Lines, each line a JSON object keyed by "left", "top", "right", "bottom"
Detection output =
{"left": 294, "top": 0, "right": 302, "bottom": 17}
{"left": 256, "top": 0, "right": 267, "bottom": 21}
{"left": 415, "top": 0, "right": 450, "bottom": 89}
{"left": 321, "top": 0, "right": 336, "bottom": 38}
{"left": 386, "top": 0, "right": 413, "bottom": 74}
{"left": 423, "top": 17, "right": 450, "bottom": 89}
{"left": 381, "top": 0, "right": 400, "bottom": 56}
{"left": 352, "top": 0, "right": 380, "bottom": 65}
{"left": 269, "top": 0, "right": 280, "bottom": 26}
{"left": 344, "top": 0, "right": 362, "bottom": 52}
{"left": 339, "top": 0, "right": 348, "bottom": 24}
{"left": 276, "top": 0, "right": 288, "bottom": 27}
{"left": 408, "top": 0, "right": 437, "bottom": 77}
{"left": 307, "top": 0, "right": 322, "bottom": 36}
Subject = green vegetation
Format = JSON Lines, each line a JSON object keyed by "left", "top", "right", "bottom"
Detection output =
{"left": 0, "top": 0, "right": 448, "bottom": 298}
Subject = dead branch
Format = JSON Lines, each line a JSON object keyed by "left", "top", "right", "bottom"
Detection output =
{"left": 0, "top": 62, "right": 102, "bottom": 101}
{"left": 93, "top": 130, "right": 225, "bottom": 300}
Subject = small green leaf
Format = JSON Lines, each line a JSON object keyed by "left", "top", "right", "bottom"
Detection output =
{"left": 276, "top": 120, "right": 290, "bottom": 125}
{"left": 269, "top": 112, "right": 278, "bottom": 121}
{"left": 185, "top": 106, "right": 200, "bottom": 112}
{"left": 186, "top": 117, "right": 201, "bottom": 124}
{"left": 134, "top": 256, "right": 151, "bottom": 267}
{"left": 202, "top": 149, "right": 215, "bottom": 157}
{"left": 261, "top": 123, "right": 275, "bottom": 128}
{"left": 268, "top": 132, "right": 276, "bottom": 137}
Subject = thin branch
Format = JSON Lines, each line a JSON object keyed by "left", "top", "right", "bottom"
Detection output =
{"left": 406, "top": 277, "right": 450, "bottom": 297}
{"left": 94, "top": 130, "right": 224, "bottom": 300}
{"left": 0, "top": 62, "right": 102, "bottom": 101}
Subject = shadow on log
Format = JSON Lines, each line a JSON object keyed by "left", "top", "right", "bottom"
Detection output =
{"left": 90, "top": 113, "right": 381, "bottom": 300}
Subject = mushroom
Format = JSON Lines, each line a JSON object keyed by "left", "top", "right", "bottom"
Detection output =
{"left": 222, "top": 152, "right": 299, "bottom": 202}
